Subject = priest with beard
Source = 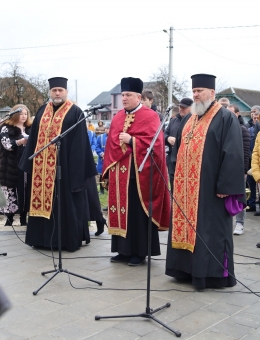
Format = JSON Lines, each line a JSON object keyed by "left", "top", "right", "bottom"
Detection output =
{"left": 102, "top": 77, "right": 171, "bottom": 266}
{"left": 166, "top": 73, "right": 246, "bottom": 289}
{"left": 19, "top": 77, "right": 97, "bottom": 252}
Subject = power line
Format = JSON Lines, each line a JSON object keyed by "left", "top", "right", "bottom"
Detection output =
{"left": 0, "top": 24, "right": 259, "bottom": 51}
{"left": 175, "top": 24, "right": 260, "bottom": 30}
{"left": 174, "top": 30, "right": 260, "bottom": 67}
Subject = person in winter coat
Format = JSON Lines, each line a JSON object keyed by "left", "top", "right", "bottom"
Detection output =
{"left": 227, "top": 104, "right": 250, "bottom": 235}
{"left": 0, "top": 104, "right": 32, "bottom": 226}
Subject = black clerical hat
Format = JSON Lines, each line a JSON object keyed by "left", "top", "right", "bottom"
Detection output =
{"left": 121, "top": 77, "right": 143, "bottom": 94}
{"left": 191, "top": 74, "right": 216, "bottom": 90}
{"left": 48, "top": 77, "right": 68, "bottom": 89}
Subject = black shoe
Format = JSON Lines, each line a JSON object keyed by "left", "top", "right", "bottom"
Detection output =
{"left": 246, "top": 206, "right": 256, "bottom": 212}
{"left": 110, "top": 254, "right": 130, "bottom": 263}
{"left": 95, "top": 218, "right": 107, "bottom": 236}
{"left": 102, "top": 206, "right": 108, "bottom": 212}
{"left": 128, "top": 255, "right": 146, "bottom": 266}
{"left": 256, "top": 242, "right": 260, "bottom": 248}
{"left": 254, "top": 211, "right": 260, "bottom": 216}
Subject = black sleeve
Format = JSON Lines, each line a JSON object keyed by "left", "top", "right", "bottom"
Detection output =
{"left": 164, "top": 119, "right": 172, "bottom": 146}
{"left": 241, "top": 126, "right": 251, "bottom": 174}
{"left": 169, "top": 113, "right": 191, "bottom": 177}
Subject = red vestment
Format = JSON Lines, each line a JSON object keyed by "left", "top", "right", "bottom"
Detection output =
{"left": 103, "top": 106, "right": 170, "bottom": 237}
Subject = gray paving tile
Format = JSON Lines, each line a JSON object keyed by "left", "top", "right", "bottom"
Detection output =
{"left": 188, "top": 331, "right": 237, "bottom": 340}
{"left": 209, "top": 320, "right": 254, "bottom": 338}
{"left": 167, "top": 308, "right": 228, "bottom": 334}
{"left": 205, "top": 301, "right": 245, "bottom": 316}
{"left": 83, "top": 327, "right": 139, "bottom": 340}
{"left": 228, "top": 311, "right": 260, "bottom": 328}
{"left": 0, "top": 329, "right": 24, "bottom": 340}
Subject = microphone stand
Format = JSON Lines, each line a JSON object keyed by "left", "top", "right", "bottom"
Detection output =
{"left": 95, "top": 108, "right": 181, "bottom": 337}
{"left": 29, "top": 111, "right": 103, "bottom": 295}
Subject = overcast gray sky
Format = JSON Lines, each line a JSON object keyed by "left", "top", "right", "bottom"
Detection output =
{"left": 1, "top": 0, "right": 260, "bottom": 111}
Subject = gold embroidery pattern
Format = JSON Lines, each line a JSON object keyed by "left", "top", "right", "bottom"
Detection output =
{"left": 121, "top": 207, "right": 126, "bottom": 214}
{"left": 172, "top": 102, "right": 222, "bottom": 252}
{"left": 110, "top": 205, "right": 116, "bottom": 213}
{"left": 120, "top": 114, "right": 135, "bottom": 153}
{"left": 111, "top": 166, "right": 115, "bottom": 172}
{"left": 30, "top": 100, "right": 73, "bottom": 219}
{"left": 120, "top": 165, "right": 127, "bottom": 173}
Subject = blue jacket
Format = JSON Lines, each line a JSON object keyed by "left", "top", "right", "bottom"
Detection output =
{"left": 96, "top": 133, "right": 108, "bottom": 174}
{"left": 87, "top": 130, "right": 97, "bottom": 152}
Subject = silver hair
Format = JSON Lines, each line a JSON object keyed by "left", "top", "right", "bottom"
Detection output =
{"left": 251, "top": 105, "right": 260, "bottom": 113}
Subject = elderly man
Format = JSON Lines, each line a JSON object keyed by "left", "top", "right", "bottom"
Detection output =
{"left": 246, "top": 105, "right": 260, "bottom": 128}
{"left": 19, "top": 77, "right": 97, "bottom": 251}
{"left": 227, "top": 104, "right": 250, "bottom": 234}
{"left": 164, "top": 97, "right": 193, "bottom": 192}
{"left": 218, "top": 97, "right": 230, "bottom": 108}
{"left": 166, "top": 74, "right": 245, "bottom": 289}
{"left": 102, "top": 77, "right": 170, "bottom": 266}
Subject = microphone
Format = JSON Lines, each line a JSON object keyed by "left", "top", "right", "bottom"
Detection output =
{"left": 165, "top": 103, "right": 176, "bottom": 113}
{"left": 86, "top": 104, "right": 105, "bottom": 112}
{"left": 7, "top": 107, "right": 23, "bottom": 117}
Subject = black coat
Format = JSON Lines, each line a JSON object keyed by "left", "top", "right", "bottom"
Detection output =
{"left": 0, "top": 124, "right": 30, "bottom": 188}
{"left": 238, "top": 116, "right": 250, "bottom": 174}
{"left": 164, "top": 114, "right": 183, "bottom": 150}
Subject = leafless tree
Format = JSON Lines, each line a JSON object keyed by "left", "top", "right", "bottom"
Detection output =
{"left": 149, "top": 65, "right": 189, "bottom": 113}
{"left": 0, "top": 62, "right": 48, "bottom": 115}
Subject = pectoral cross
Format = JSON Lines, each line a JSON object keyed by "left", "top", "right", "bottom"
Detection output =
{"left": 123, "top": 114, "right": 135, "bottom": 132}
{"left": 184, "top": 131, "right": 193, "bottom": 144}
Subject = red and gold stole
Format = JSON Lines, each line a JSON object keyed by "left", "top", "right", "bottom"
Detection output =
{"left": 107, "top": 154, "right": 132, "bottom": 238}
{"left": 29, "top": 100, "right": 73, "bottom": 218}
{"left": 172, "top": 102, "right": 222, "bottom": 252}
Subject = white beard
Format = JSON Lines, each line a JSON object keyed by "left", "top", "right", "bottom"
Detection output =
{"left": 191, "top": 99, "right": 212, "bottom": 116}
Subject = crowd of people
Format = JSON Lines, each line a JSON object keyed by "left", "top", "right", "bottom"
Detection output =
{"left": 1, "top": 74, "right": 260, "bottom": 290}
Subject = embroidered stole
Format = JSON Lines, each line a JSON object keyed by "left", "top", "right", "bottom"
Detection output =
{"left": 172, "top": 102, "right": 222, "bottom": 252}
{"left": 29, "top": 100, "right": 73, "bottom": 218}
{"left": 107, "top": 113, "right": 135, "bottom": 237}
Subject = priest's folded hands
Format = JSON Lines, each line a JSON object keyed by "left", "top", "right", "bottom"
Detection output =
{"left": 119, "top": 132, "right": 131, "bottom": 144}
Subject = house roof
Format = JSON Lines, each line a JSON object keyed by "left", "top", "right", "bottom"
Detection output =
{"left": 88, "top": 91, "right": 111, "bottom": 106}
{"left": 217, "top": 87, "right": 260, "bottom": 109}
{"left": 0, "top": 106, "right": 12, "bottom": 112}
{"left": 88, "top": 81, "right": 158, "bottom": 105}
{"left": 110, "top": 81, "right": 157, "bottom": 95}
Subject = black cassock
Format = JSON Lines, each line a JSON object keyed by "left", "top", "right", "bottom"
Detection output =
{"left": 166, "top": 106, "right": 246, "bottom": 289}
{"left": 19, "top": 103, "right": 97, "bottom": 252}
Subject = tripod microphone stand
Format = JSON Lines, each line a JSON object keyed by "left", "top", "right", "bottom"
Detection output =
{"left": 95, "top": 106, "right": 181, "bottom": 337}
{"left": 29, "top": 112, "right": 103, "bottom": 295}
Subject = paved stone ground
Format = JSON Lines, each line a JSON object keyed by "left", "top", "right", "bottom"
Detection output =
{"left": 1, "top": 212, "right": 260, "bottom": 339}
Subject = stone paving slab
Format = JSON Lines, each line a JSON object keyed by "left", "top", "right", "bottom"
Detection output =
{"left": 1, "top": 213, "right": 260, "bottom": 339}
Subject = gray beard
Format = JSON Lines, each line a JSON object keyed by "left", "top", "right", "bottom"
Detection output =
{"left": 191, "top": 99, "right": 212, "bottom": 116}
{"left": 52, "top": 98, "right": 65, "bottom": 106}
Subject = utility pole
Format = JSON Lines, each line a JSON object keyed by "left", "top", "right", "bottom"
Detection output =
{"left": 168, "top": 26, "right": 173, "bottom": 107}
{"left": 75, "top": 79, "right": 78, "bottom": 104}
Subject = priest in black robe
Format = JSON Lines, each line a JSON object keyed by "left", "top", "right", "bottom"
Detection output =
{"left": 19, "top": 77, "right": 97, "bottom": 252}
{"left": 166, "top": 74, "right": 246, "bottom": 289}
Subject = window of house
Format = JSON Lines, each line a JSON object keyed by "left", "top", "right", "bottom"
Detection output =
{"left": 114, "top": 95, "right": 118, "bottom": 109}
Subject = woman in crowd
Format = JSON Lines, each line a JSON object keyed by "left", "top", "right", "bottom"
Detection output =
{"left": 95, "top": 120, "right": 105, "bottom": 136}
{"left": 0, "top": 104, "right": 32, "bottom": 226}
